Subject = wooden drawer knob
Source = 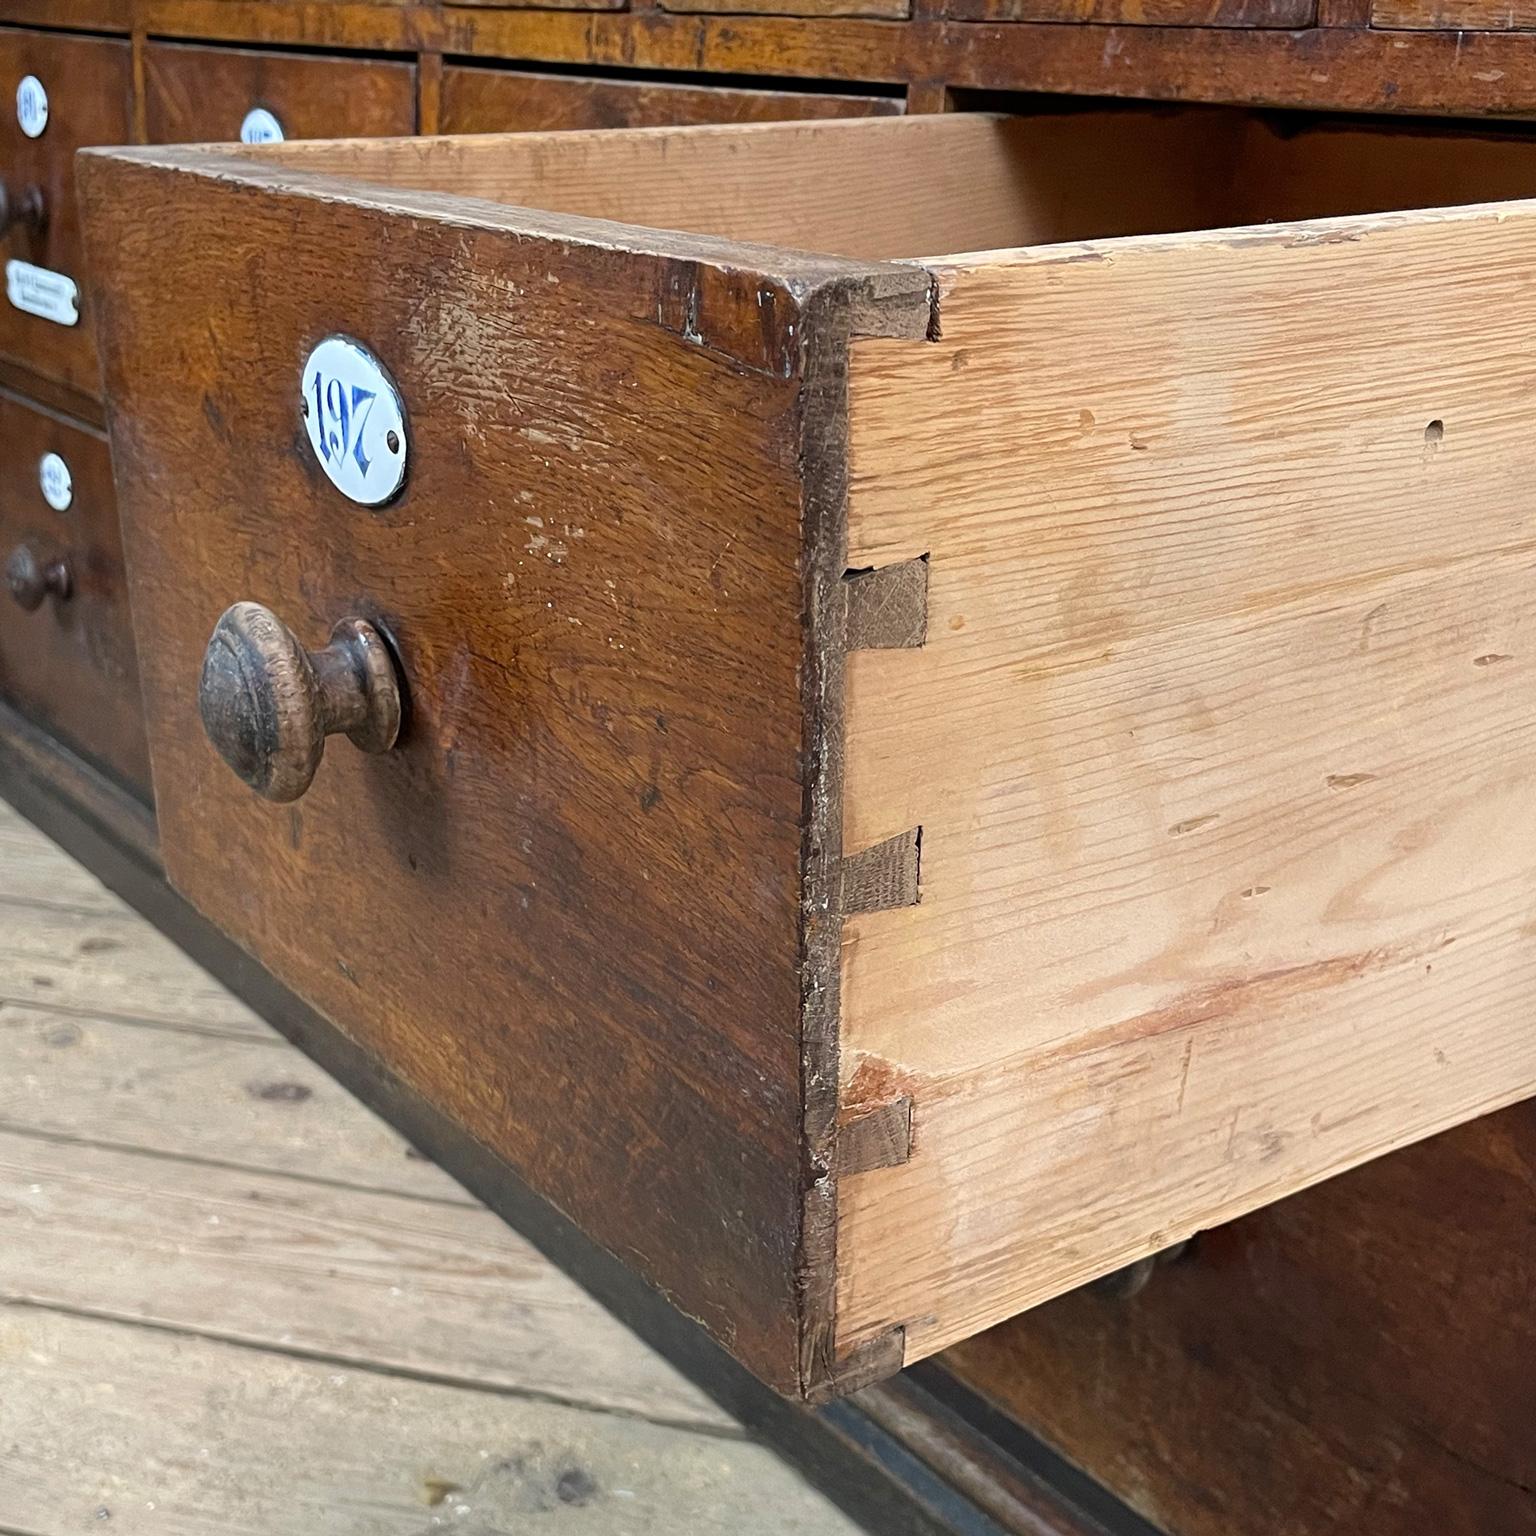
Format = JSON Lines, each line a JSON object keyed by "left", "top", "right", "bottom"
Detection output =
{"left": 199, "top": 601, "right": 402, "bottom": 803}
{"left": 6, "top": 544, "right": 71, "bottom": 611}
{"left": 0, "top": 181, "right": 47, "bottom": 237}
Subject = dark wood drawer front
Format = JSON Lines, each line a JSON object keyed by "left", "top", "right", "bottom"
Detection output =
{"left": 0, "top": 28, "right": 132, "bottom": 401}
{"left": 945, "top": 0, "right": 1315, "bottom": 20}
{"left": 440, "top": 65, "right": 901, "bottom": 132}
{"left": 0, "top": 391, "right": 149, "bottom": 798}
{"left": 145, "top": 44, "right": 417, "bottom": 144}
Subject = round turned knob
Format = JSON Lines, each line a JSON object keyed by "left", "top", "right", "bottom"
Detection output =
{"left": 0, "top": 181, "right": 47, "bottom": 237}
{"left": 199, "top": 601, "right": 402, "bottom": 803}
{"left": 6, "top": 544, "right": 71, "bottom": 611}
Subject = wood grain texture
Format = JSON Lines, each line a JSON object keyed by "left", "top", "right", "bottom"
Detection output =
{"left": 0, "top": 1310, "right": 860, "bottom": 1536}
{"left": 943, "top": 1099, "right": 1536, "bottom": 1536}
{"left": 657, "top": 0, "right": 910, "bottom": 21}
{"left": 945, "top": 0, "right": 1313, "bottom": 24}
{"left": 839, "top": 198, "right": 1536, "bottom": 1366}
{"left": 941, "top": 19, "right": 1536, "bottom": 114}
{"left": 0, "top": 0, "right": 131, "bottom": 29}
{"left": 0, "top": 391, "right": 150, "bottom": 797}
{"left": 0, "top": 28, "right": 132, "bottom": 399}
{"left": 41, "top": 1, "right": 1536, "bottom": 122}
{"left": 241, "top": 112, "right": 1255, "bottom": 259}
{"left": 0, "top": 903, "right": 268, "bottom": 1033}
{"left": 0, "top": 1129, "right": 731, "bottom": 1428}
{"left": 452, "top": 0, "right": 625, "bottom": 12}
{"left": 137, "top": 0, "right": 428, "bottom": 50}
{"left": 440, "top": 64, "right": 901, "bottom": 133}
{"left": 0, "top": 799, "right": 123, "bottom": 914}
{"left": 1371, "top": 0, "right": 1536, "bottom": 25}
{"left": 80, "top": 141, "right": 930, "bottom": 1397}
{"left": 0, "top": 1003, "right": 469, "bottom": 1199}
{"left": 143, "top": 41, "right": 416, "bottom": 143}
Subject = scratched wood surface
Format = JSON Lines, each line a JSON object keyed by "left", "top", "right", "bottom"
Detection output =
{"left": 838, "top": 197, "right": 1536, "bottom": 1365}
{"left": 0, "top": 799, "right": 867, "bottom": 1534}
{"left": 1369, "top": 0, "right": 1536, "bottom": 25}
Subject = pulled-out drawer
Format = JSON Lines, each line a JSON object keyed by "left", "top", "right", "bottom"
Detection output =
{"left": 0, "top": 28, "right": 131, "bottom": 401}
{"left": 144, "top": 43, "right": 417, "bottom": 146}
{"left": 0, "top": 390, "right": 149, "bottom": 797}
{"left": 78, "top": 110, "right": 1536, "bottom": 1397}
{"left": 441, "top": 65, "right": 902, "bottom": 132}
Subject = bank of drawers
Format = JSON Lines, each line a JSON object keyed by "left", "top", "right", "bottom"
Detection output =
{"left": 0, "top": 29, "right": 902, "bottom": 409}
{"left": 0, "top": 389, "right": 148, "bottom": 793}
{"left": 0, "top": 24, "right": 898, "bottom": 796}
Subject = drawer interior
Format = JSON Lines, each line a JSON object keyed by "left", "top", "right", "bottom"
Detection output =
{"left": 249, "top": 107, "right": 1536, "bottom": 259}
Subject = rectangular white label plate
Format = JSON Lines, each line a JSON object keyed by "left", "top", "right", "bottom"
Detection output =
{"left": 6, "top": 260, "right": 79, "bottom": 327}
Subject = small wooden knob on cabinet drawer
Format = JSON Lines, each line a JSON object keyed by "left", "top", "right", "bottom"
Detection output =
{"left": 199, "top": 602, "right": 402, "bottom": 804}
{"left": 0, "top": 181, "right": 47, "bottom": 236}
{"left": 6, "top": 544, "right": 71, "bottom": 611}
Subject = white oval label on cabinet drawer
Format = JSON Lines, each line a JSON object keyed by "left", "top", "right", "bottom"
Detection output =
{"left": 39, "top": 452, "right": 72, "bottom": 512}
{"left": 240, "top": 107, "right": 284, "bottom": 145}
{"left": 16, "top": 74, "right": 47, "bottom": 138}
{"left": 6, "top": 261, "right": 78, "bottom": 327}
{"left": 300, "top": 336, "right": 408, "bottom": 508}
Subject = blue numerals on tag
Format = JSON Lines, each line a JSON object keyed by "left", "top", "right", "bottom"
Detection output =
{"left": 310, "top": 374, "right": 379, "bottom": 478}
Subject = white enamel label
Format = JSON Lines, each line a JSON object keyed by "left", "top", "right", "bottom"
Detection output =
{"left": 16, "top": 74, "right": 47, "bottom": 138}
{"left": 6, "top": 261, "right": 78, "bottom": 326}
{"left": 239, "top": 107, "right": 284, "bottom": 145}
{"left": 39, "top": 452, "right": 72, "bottom": 512}
{"left": 300, "top": 337, "right": 407, "bottom": 507}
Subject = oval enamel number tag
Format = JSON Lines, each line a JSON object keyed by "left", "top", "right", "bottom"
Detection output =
{"left": 39, "top": 452, "right": 72, "bottom": 512}
{"left": 16, "top": 74, "right": 47, "bottom": 138}
{"left": 300, "top": 337, "right": 408, "bottom": 508}
{"left": 240, "top": 107, "right": 284, "bottom": 145}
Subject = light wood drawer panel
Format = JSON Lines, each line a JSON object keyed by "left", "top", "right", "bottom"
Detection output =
{"left": 0, "top": 390, "right": 149, "bottom": 797}
{"left": 144, "top": 43, "right": 417, "bottom": 145}
{"left": 78, "top": 110, "right": 1536, "bottom": 1399}
{"left": 440, "top": 64, "right": 902, "bottom": 132}
{"left": 0, "top": 28, "right": 132, "bottom": 401}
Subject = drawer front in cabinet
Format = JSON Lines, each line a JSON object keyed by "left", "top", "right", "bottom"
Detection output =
{"left": 79, "top": 113, "right": 1536, "bottom": 1400}
{"left": 1370, "top": 0, "right": 1533, "bottom": 24}
{"left": 0, "top": 28, "right": 132, "bottom": 401}
{"left": 144, "top": 44, "right": 417, "bottom": 145}
{"left": 944, "top": 0, "right": 1314, "bottom": 21}
{"left": 441, "top": 66, "right": 902, "bottom": 132}
{"left": 0, "top": 391, "right": 149, "bottom": 798}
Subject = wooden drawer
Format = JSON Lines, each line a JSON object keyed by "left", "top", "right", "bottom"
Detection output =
{"left": 942, "top": 1096, "right": 1536, "bottom": 1536}
{"left": 78, "top": 110, "right": 1536, "bottom": 1398}
{"left": 144, "top": 43, "right": 417, "bottom": 146}
{"left": 946, "top": 0, "right": 1313, "bottom": 21}
{"left": 0, "top": 390, "right": 149, "bottom": 798}
{"left": 1370, "top": 0, "right": 1534, "bottom": 25}
{"left": 441, "top": 65, "right": 902, "bottom": 133}
{"left": 0, "top": 28, "right": 131, "bottom": 402}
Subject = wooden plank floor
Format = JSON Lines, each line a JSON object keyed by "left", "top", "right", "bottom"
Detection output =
{"left": 0, "top": 798, "right": 863, "bottom": 1536}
